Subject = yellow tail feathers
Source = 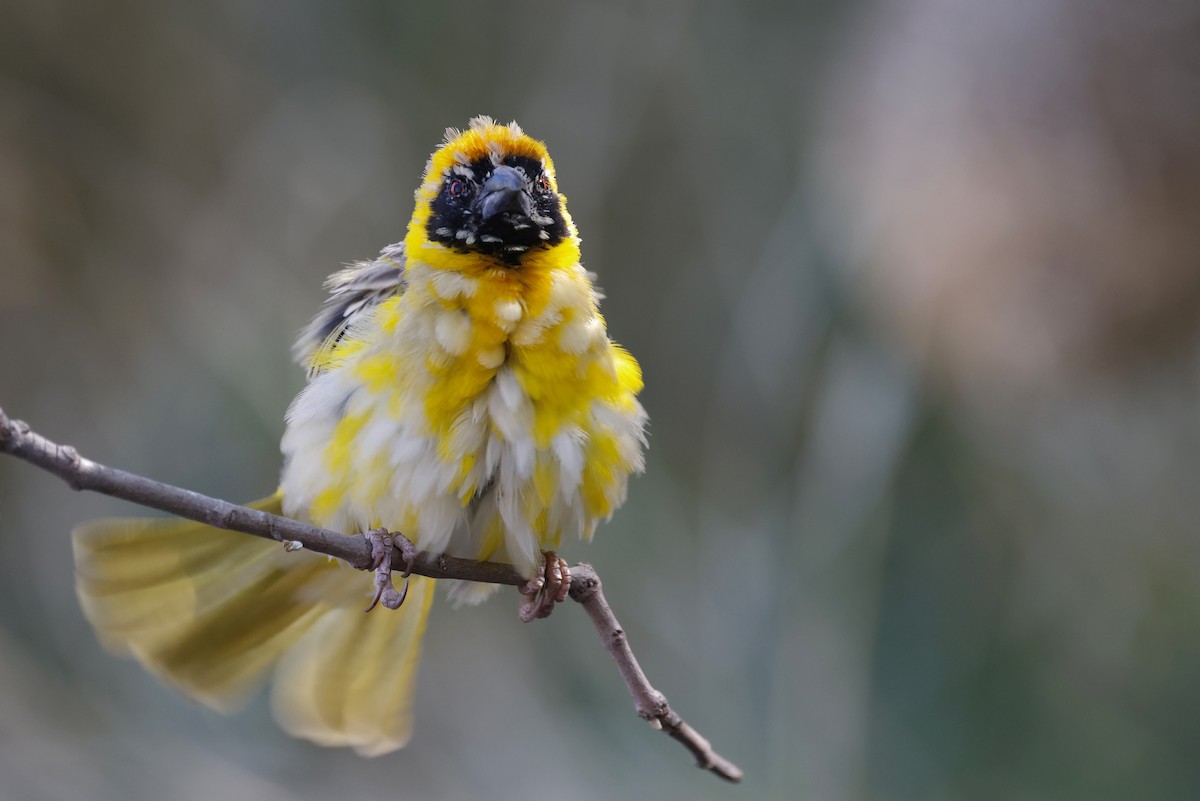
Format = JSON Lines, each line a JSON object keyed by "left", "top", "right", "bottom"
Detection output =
{"left": 73, "top": 492, "right": 435, "bottom": 756}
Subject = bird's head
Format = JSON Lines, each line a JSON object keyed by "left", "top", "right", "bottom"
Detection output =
{"left": 405, "top": 117, "right": 578, "bottom": 272}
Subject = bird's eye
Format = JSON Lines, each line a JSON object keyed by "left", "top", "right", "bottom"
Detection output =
{"left": 449, "top": 179, "right": 469, "bottom": 198}
{"left": 536, "top": 174, "right": 552, "bottom": 193}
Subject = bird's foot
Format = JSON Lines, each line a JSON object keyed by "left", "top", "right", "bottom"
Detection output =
{"left": 518, "top": 551, "right": 571, "bottom": 622}
{"left": 364, "top": 528, "right": 414, "bottom": 612}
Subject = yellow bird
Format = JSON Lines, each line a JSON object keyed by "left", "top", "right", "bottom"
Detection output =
{"left": 73, "top": 116, "right": 648, "bottom": 756}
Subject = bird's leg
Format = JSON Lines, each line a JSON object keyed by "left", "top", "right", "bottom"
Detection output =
{"left": 364, "top": 528, "right": 409, "bottom": 612}
{"left": 518, "top": 551, "right": 571, "bottom": 622}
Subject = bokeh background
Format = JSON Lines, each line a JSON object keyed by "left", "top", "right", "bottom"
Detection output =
{"left": 3, "top": 1, "right": 1199, "bottom": 799}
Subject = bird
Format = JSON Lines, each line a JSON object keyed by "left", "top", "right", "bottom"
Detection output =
{"left": 73, "top": 116, "right": 649, "bottom": 756}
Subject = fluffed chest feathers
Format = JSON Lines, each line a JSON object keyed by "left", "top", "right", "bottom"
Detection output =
{"left": 279, "top": 260, "right": 647, "bottom": 576}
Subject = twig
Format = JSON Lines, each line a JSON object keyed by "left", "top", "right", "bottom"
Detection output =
{"left": 0, "top": 406, "right": 743, "bottom": 783}
{"left": 568, "top": 566, "right": 745, "bottom": 781}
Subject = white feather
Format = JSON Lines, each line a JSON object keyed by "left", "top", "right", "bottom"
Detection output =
{"left": 434, "top": 310, "right": 472, "bottom": 355}
{"left": 476, "top": 345, "right": 505, "bottom": 369}
{"left": 552, "top": 427, "right": 586, "bottom": 493}
{"left": 428, "top": 268, "right": 478, "bottom": 300}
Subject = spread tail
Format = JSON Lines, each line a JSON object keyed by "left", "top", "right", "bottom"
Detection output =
{"left": 73, "top": 492, "right": 434, "bottom": 755}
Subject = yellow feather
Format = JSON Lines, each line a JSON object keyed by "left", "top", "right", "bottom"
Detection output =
{"left": 74, "top": 493, "right": 430, "bottom": 755}
{"left": 75, "top": 494, "right": 321, "bottom": 709}
{"left": 271, "top": 577, "right": 434, "bottom": 756}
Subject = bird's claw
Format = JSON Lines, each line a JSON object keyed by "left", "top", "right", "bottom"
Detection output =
{"left": 518, "top": 551, "right": 571, "bottom": 622}
{"left": 364, "top": 528, "right": 410, "bottom": 612}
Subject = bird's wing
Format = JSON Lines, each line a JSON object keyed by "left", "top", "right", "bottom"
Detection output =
{"left": 293, "top": 241, "right": 407, "bottom": 377}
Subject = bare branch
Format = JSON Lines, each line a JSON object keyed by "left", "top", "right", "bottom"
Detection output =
{"left": 568, "top": 567, "right": 745, "bottom": 782}
{"left": 0, "top": 406, "right": 743, "bottom": 783}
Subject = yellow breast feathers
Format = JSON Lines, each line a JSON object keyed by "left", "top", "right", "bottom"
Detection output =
{"left": 280, "top": 117, "right": 648, "bottom": 590}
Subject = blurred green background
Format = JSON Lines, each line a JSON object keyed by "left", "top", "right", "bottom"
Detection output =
{"left": 3, "top": 1, "right": 1200, "bottom": 799}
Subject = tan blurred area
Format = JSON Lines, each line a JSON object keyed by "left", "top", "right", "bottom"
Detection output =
{"left": 2, "top": 1, "right": 1199, "bottom": 800}
{"left": 821, "top": 0, "right": 1200, "bottom": 402}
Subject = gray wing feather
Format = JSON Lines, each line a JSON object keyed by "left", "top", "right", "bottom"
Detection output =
{"left": 293, "top": 241, "right": 407, "bottom": 374}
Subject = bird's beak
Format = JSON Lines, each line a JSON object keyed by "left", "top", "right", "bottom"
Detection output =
{"left": 477, "top": 165, "right": 532, "bottom": 222}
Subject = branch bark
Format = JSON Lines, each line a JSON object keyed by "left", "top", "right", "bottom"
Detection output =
{"left": 0, "top": 406, "right": 743, "bottom": 783}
